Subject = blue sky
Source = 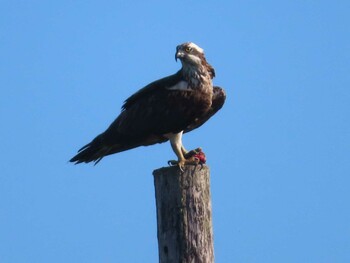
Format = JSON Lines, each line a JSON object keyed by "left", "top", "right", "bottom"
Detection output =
{"left": 1, "top": 1, "right": 349, "bottom": 262}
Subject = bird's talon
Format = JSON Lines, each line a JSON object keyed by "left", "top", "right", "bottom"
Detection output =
{"left": 168, "top": 158, "right": 199, "bottom": 171}
{"left": 168, "top": 160, "right": 178, "bottom": 166}
{"left": 178, "top": 160, "right": 186, "bottom": 172}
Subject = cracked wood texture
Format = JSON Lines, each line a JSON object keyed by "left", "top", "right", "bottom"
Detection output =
{"left": 153, "top": 165, "right": 214, "bottom": 263}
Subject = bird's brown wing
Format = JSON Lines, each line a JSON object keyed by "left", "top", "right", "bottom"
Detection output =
{"left": 184, "top": 86, "right": 226, "bottom": 133}
{"left": 70, "top": 71, "right": 198, "bottom": 164}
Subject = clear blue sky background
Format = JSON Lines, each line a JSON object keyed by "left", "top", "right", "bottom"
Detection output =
{"left": 1, "top": 1, "right": 349, "bottom": 262}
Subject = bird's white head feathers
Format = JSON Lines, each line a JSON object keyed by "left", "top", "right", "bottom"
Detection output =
{"left": 186, "top": 42, "right": 204, "bottom": 54}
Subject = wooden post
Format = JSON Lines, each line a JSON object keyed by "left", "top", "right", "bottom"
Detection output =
{"left": 153, "top": 165, "right": 214, "bottom": 263}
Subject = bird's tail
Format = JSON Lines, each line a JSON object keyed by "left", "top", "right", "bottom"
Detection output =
{"left": 69, "top": 135, "right": 111, "bottom": 165}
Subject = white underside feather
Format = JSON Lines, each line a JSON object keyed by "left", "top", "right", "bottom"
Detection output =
{"left": 166, "top": 80, "right": 189, "bottom": 91}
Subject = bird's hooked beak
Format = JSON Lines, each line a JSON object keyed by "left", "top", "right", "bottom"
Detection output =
{"left": 175, "top": 46, "right": 184, "bottom": 62}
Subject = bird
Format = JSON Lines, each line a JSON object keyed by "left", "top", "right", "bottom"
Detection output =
{"left": 70, "top": 42, "right": 226, "bottom": 170}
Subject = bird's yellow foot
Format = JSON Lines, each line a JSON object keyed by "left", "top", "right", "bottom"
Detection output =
{"left": 167, "top": 158, "right": 200, "bottom": 171}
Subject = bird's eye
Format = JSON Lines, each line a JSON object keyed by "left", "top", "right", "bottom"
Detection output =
{"left": 185, "top": 47, "right": 192, "bottom": 53}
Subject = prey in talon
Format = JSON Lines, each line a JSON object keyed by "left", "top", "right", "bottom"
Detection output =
{"left": 168, "top": 148, "right": 206, "bottom": 169}
{"left": 70, "top": 42, "right": 225, "bottom": 168}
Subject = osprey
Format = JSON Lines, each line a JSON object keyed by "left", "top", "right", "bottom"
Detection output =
{"left": 70, "top": 42, "right": 226, "bottom": 170}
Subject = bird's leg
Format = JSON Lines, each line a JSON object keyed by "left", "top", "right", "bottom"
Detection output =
{"left": 167, "top": 132, "right": 199, "bottom": 171}
{"left": 168, "top": 132, "right": 186, "bottom": 171}
{"left": 181, "top": 145, "right": 188, "bottom": 156}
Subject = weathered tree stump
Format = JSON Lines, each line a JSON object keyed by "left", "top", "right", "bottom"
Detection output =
{"left": 153, "top": 165, "right": 214, "bottom": 263}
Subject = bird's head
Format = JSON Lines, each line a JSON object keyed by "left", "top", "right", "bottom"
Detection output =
{"left": 175, "top": 42, "right": 205, "bottom": 65}
{"left": 175, "top": 42, "right": 215, "bottom": 78}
